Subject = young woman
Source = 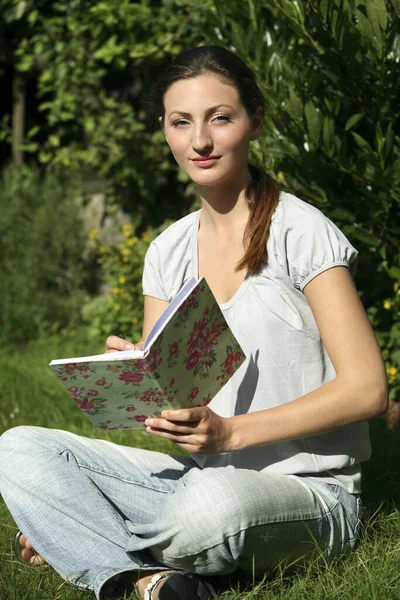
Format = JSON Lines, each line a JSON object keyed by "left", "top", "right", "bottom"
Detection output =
{"left": 0, "top": 46, "right": 388, "bottom": 600}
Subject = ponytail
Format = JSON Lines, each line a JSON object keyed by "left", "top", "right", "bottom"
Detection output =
{"left": 236, "top": 165, "right": 280, "bottom": 275}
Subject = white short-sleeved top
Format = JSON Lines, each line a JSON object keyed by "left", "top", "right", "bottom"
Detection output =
{"left": 142, "top": 192, "right": 371, "bottom": 493}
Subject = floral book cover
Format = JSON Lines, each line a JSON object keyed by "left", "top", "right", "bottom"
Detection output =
{"left": 50, "top": 279, "right": 246, "bottom": 430}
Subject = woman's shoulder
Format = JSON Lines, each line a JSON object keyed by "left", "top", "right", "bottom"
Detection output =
{"left": 273, "top": 191, "right": 331, "bottom": 229}
{"left": 150, "top": 210, "right": 199, "bottom": 252}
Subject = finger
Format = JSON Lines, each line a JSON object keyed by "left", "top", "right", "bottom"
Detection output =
{"left": 105, "top": 335, "right": 135, "bottom": 353}
{"left": 146, "top": 426, "right": 194, "bottom": 443}
{"left": 145, "top": 416, "right": 200, "bottom": 432}
{"left": 161, "top": 407, "right": 206, "bottom": 422}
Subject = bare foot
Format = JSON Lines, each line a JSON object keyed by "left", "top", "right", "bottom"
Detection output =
{"left": 17, "top": 534, "right": 46, "bottom": 566}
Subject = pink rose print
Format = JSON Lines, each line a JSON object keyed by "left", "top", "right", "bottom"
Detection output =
{"left": 125, "top": 405, "right": 137, "bottom": 412}
{"left": 95, "top": 379, "right": 107, "bottom": 386}
{"left": 119, "top": 371, "right": 144, "bottom": 384}
{"left": 138, "top": 389, "right": 167, "bottom": 406}
{"left": 64, "top": 364, "right": 79, "bottom": 376}
{"left": 199, "top": 323, "right": 222, "bottom": 354}
{"left": 169, "top": 341, "right": 179, "bottom": 356}
{"left": 133, "top": 415, "right": 148, "bottom": 422}
{"left": 186, "top": 351, "right": 201, "bottom": 371}
{"left": 178, "top": 286, "right": 199, "bottom": 313}
{"left": 218, "top": 348, "right": 244, "bottom": 383}
{"left": 87, "top": 389, "right": 99, "bottom": 397}
{"left": 202, "top": 394, "right": 212, "bottom": 406}
{"left": 77, "top": 364, "right": 91, "bottom": 372}
{"left": 78, "top": 398, "right": 95, "bottom": 411}
{"left": 67, "top": 386, "right": 79, "bottom": 394}
{"left": 190, "top": 387, "right": 199, "bottom": 400}
{"left": 187, "top": 317, "right": 206, "bottom": 354}
{"left": 170, "top": 378, "right": 175, "bottom": 387}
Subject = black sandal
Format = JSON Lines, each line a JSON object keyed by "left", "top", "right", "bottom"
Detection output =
{"left": 144, "top": 571, "right": 217, "bottom": 600}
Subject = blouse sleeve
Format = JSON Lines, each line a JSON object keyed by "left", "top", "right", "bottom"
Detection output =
{"left": 278, "top": 194, "right": 359, "bottom": 292}
{"left": 142, "top": 241, "right": 169, "bottom": 301}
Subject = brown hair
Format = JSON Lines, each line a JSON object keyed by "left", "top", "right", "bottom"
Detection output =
{"left": 149, "top": 45, "right": 280, "bottom": 274}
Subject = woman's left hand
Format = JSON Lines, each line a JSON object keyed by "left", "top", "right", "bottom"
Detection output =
{"left": 144, "top": 407, "right": 233, "bottom": 454}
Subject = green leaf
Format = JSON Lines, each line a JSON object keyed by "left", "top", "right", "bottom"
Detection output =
{"left": 304, "top": 101, "right": 321, "bottom": 145}
{"left": 351, "top": 228, "right": 380, "bottom": 246}
{"left": 390, "top": 0, "right": 400, "bottom": 17}
{"left": 27, "top": 126, "right": 40, "bottom": 138}
{"left": 352, "top": 132, "right": 374, "bottom": 154}
{"left": 375, "top": 122, "right": 384, "bottom": 155}
{"left": 84, "top": 117, "right": 96, "bottom": 133}
{"left": 320, "top": 0, "right": 330, "bottom": 22}
{"left": 345, "top": 113, "right": 364, "bottom": 131}
{"left": 375, "top": 0, "right": 388, "bottom": 29}
{"left": 322, "top": 116, "right": 334, "bottom": 151}
{"left": 329, "top": 208, "right": 355, "bottom": 222}
{"left": 48, "top": 135, "right": 60, "bottom": 147}
{"left": 384, "top": 122, "right": 394, "bottom": 159}
{"left": 387, "top": 266, "right": 400, "bottom": 279}
{"left": 286, "top": 86, "right": 303, "bottom": 120}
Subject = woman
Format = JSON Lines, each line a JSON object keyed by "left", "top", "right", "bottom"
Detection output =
{"left": 0, "top": 46, "right": 388, "bottom": 600}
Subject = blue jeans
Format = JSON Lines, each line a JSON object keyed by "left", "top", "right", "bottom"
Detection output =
{"left": 0, "top": 426, "right": 362, "bottom": 599}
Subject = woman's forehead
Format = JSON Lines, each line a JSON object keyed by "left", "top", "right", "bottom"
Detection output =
{"left": 163, "top": 74, "right": 241, "bottom": 113}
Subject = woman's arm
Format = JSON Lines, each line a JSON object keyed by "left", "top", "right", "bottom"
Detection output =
{"left": 226, "top": 265, "right": 388, "bottom": 451}
{"left": 105, "top": 295, "right": 169, "bottom": 353}
{"left": 145, "top": 266, "right": 388, "bottom": 454}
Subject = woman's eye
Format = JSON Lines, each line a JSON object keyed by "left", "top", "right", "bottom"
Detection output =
{"left": 213, "top": 115, "right": 231, "bottom": 123}
{"left": 172, "top": 120, "right": 188, "bottom": 128}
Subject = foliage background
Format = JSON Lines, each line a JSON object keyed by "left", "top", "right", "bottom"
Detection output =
{"left": 0, "top": 0, "right": 399, "bottom": 404}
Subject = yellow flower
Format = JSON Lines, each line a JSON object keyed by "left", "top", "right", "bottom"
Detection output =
{"left": 112, "top": 287, "right": 121, "bottom": 295}
{"left": 277, "top": 171, "right": 286, "bottom": 183}
{"left": 113, "top": 303, "right": 121, "bottom": 311}
{"left": 142, "top": 232, "right": 152, "bottom": 243}
{"left": 118, "top": 276, "right": 126, "bottom": 285}
{"left": 383, "top": 300, "right": 392, "bottom": 310}
{"left": 127, "top": 236, "right": 138, "bottom": 247}
{"left": 122, "top": 248, "right": 131, "bottom": 257}
{"left": 99, "top": 245, "right": 106, "bottom": 253}
{"left": 89, "top": 228, "right": 99, "bottom": 240}
{"left": 122, "top": 223, "right": 134, "bottom": 237}
{"left": 387, "top": 366, "right": 398, "bottom": 384}
{"left": 131, "top": 316, "right": 138, "bottom": 324}
{"left": 394, "top": 281, "right": 399, "bottom": 292}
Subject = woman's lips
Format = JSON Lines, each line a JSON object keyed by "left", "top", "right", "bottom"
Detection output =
{"left": 191, "top": 157, "right": 221, "bottom": 168}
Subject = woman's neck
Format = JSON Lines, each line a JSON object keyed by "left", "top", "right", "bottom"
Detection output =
{"left": 196, "top": 167, "right": 251, "bottom": 235}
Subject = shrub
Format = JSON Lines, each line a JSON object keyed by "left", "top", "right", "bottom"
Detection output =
{"left": 0, "top": 164, "right": 87, "bottom": 345}
{"left": 82, "top": 219, "right": 173, "bottom": 343}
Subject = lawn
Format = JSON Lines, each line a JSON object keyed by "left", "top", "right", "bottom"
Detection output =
{"left": 0, "top": 331, "right": 399, "bottom": 599}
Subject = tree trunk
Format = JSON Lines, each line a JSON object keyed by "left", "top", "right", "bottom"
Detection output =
{"left": 12, "top": 72, "right": 25, "bottom": 167}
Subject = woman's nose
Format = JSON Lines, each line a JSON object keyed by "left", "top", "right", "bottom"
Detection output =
{"left": 192, "top": 124, "right": 213, "bottom": 152}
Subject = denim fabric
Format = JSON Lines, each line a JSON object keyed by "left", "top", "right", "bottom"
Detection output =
{"left": 0, "top": 426, "right": 362, "bottom": 599}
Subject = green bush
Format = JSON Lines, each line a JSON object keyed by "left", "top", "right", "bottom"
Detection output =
{"left": 0, "top": 164, "right": 87, "bottom": 345}
{"left": 82, "top": 219, "right": 173, "bottom": 343}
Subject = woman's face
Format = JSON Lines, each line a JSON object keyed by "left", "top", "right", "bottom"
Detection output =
{"left": 162, "top": 74, "right": 262, "bottom": 188}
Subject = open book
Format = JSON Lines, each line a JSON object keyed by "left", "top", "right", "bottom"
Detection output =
{"left": 50, "top": 278, "right": 246, "bottom": 430}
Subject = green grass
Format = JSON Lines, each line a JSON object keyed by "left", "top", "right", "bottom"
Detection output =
{"left": 1, "top": 331, "right": 400, "bottom": 599}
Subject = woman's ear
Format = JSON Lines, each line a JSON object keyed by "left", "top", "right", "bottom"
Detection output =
{"left": 250, "top": 107, "right": 264, "bottom": 140}
{"left": 159, "top": 116, "right": 170, "bottom": 145}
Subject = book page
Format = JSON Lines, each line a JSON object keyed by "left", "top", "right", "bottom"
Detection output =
{"left": 50, "top": 349, "right": 145, "bottom": 366}
{"left": 144, "top": 277, "right": 200, "bottom": 351}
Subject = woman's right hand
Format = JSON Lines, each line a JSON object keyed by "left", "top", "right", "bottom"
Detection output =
{"left": 105, "top": 336, "right": 144, "bottom": 353}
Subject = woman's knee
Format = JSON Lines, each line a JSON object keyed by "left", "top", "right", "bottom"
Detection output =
{"left": 167, "top": 467, "right": 253, "bottom": 545}
{"left": 0, "top": 425, "right": 39, "bottom": 453}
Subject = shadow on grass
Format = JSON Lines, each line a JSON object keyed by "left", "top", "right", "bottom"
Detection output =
{"left": 362, "top": 417, "right": 400, "bottom": 510}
